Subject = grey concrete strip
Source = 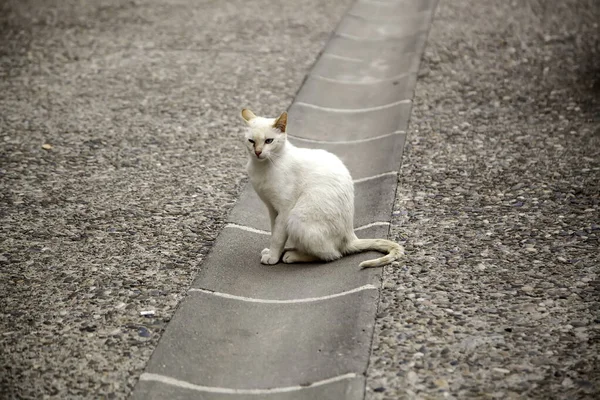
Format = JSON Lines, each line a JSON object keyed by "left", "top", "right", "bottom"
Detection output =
{"left": 288, "top": 102, "right": 412, "bottom": 141}
{"left": 132, "top": 375, "right": 365, "bottom": 400}
{"left": 324, "top": 33, "right": 428, "bottom": 61}
{"left": 349, "top": 0, "right": 437, "bottom": 18}
{"left": 295, "top": 74, "right": 417, "bottom": 108}
{"left": 289, "top": 132, "right": 406, "bottom": 180}
{"left": 228, "top": 174, "right": 399, "bottom": 232}
{"left": 337, "top": 13, "right": 432, "bottom": 40}
{"left": 136, "top": 290, "right": 378, "bottom": 389}
{"left": 127, "top": 0, "right": 436, "bottom": 398}
{"left": 352, "top": 174, "right": 401, "bottom": 228}
{"left": 310, "top": 52, "right": 421, "bottom": 82}
{"left": 192, "top": 225, "right": 387, "bottom": 300}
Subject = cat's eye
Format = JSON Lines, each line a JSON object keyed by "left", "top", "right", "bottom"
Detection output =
{"left": 265, "top": 138, "right": 274, "bottom": 144}
{"left": 248, "top": 139, "right": 255, "bottom": 144}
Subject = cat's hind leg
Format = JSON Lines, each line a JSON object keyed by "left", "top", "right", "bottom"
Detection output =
{"left": 282, "top": 250, "right": 319, "bottom": 264}
{"left": 286, "top": 212, "right": 343, "bottom": 263}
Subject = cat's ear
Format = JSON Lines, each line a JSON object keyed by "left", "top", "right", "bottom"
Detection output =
{"left": 273, "top": 111, "right": 287, "bottom": 133}
{"left": 241, "top": 108, "right": 256, "bottom": 123}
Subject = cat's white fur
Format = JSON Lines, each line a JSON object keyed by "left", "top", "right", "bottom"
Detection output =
{"left": 241, "top": 108, "right": 404, "bottom": 268}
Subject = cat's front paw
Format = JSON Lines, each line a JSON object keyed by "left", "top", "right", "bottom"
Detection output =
{"left": 261, "top": 248, "right": 270, "bottom": 256}
{"left": 260, "top": 250, "right": 280, "bottom": 265}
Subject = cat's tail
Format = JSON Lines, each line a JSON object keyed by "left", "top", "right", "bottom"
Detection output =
{"left": 344, "top": 238, "right": 404, "bottom": 269}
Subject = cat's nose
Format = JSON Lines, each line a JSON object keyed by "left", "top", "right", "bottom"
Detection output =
{"left": 255, "top": 150, "right": 262, "bottom": 157}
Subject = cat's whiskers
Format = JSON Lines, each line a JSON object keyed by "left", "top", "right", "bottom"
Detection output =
{"left": 266, "top": 152, "right": 282, "bottom": 167}
{"left": 266, "top": 155, "right": 278, "bottom": 167}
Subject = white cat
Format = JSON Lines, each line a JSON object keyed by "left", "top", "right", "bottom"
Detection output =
{"left": 240, "top": 108, "right": 404, "bottom": 268}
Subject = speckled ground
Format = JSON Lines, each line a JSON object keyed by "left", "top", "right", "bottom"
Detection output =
{"left": 367, "top": 0, "right": 599, "bottom": 399}
{"left": 0, "top": 0, "right": 352, "bottom": 398}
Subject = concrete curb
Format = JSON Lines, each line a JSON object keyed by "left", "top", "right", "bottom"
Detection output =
{"left": 130, "top": 0, "right": 437, "bottom": 398}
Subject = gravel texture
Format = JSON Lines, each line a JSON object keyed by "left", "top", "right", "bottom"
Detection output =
{"left": 0, "top": 0, "right": 352, "bottom": 398}
{"left": 367, "top": 0, "right": 599, "bottom": 399}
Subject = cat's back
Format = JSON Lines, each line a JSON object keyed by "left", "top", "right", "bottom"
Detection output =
{"left": 290, "top": 146, "right": 354, "bottom": 222}
{"left": 293, "top": 146, "right": 352, "bottom": 182}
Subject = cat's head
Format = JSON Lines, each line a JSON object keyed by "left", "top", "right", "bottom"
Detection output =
{"left": 240, "top": 109, "right": 287, "bottom": 162}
